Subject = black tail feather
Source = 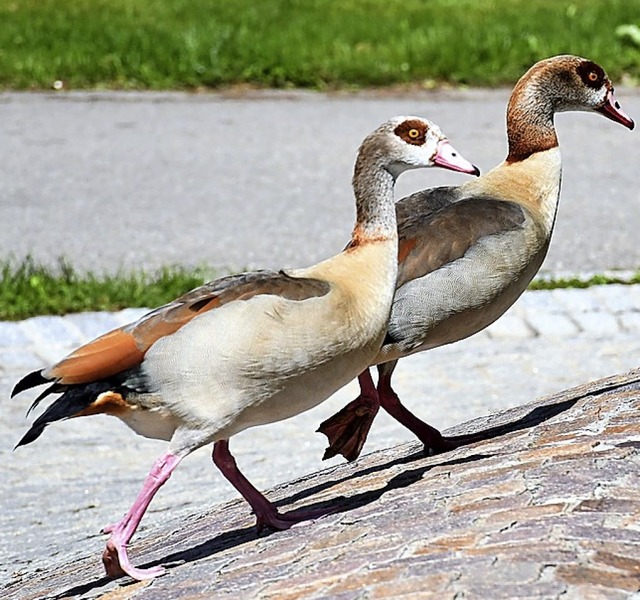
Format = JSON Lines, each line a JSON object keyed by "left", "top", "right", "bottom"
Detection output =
{"left": 15, "top": 382, "right": 116, "bottom": 449}
{"left": 26, "top": 383, "right": 66, "bottom": 417}
{"left": 11, "top": 369, "right": 49, "bottom": 398}
{"left": 15, "top": 423, "right": 48, "bottom": 448}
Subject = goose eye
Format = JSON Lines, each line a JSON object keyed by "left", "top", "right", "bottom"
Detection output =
{"left": 577, "top": 61, "right": 605, "bottom": 89}
{"left": 394, "top": 120, "right": 426, "bottom": 145}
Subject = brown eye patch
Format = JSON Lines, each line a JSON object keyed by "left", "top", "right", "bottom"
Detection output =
{"left": 394, "top": 119, "right": 427, "bottom": 145}
{"left": 576, "top": 60, "right": 605, "bottom": 89}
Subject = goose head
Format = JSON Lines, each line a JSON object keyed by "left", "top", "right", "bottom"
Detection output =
{"left": 355, "top": 116, "right": 480, "bottom": 182}
{"left": 509, "top": 55, "right": 635, "bottom": 130}
{"left": 350, "top": 116, "right": 479, "bottom": 243}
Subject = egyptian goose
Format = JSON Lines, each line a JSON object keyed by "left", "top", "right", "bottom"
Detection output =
{"left": 318, "top": 55, "right": 635, "bottom": 462}
{"left": 11, "top": 116, "right": 478, "bottom": 580}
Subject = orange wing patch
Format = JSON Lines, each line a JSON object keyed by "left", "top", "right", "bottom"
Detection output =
{"left": 45, "top": 291, "right": 227, "bottom": 386}
{"left": 398, "top": 237, "right": 417, "bottom": 264}
{"left": 46, "top": 328, "right": 144, "bottom": 385}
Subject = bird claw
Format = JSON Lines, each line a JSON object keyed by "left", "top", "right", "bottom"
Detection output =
{"left": 101, "top": 522, "right": 117, "bottom": 535}
{"left": 422, "top": 435, "right": 461, "bottom": 456}
{"left": 102, "top": 537, "right": 166, "bottom": 580}
{"left": 422, "top": 431, "right": 488, "bottom": 456}
{"left": 255, "top": 504, "right": 336, "bottom": 533}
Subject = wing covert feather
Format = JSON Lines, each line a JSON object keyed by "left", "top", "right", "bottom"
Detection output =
{"left": 396, "top": 194, "right": 526, "bottom": 288}
{"left": 47, "top": 270, "right": 330, "bottom": 385}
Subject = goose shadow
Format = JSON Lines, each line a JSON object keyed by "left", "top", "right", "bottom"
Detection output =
{"left": 277, "top": 395, "right": 580, "bottom": 508}
{"left": 52, "top": 393, "right": 583, "bottom": 597}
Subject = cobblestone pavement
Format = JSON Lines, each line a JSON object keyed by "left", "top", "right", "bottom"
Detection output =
{"left": 3, "top": 284, "right": 640, "bottom": 585}
{"left": 3, "top": 369, "right": 640, "bottom": 599}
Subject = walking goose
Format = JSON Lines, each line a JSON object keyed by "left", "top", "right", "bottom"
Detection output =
{"left": 11, "top": 116, "right": 478, "bottom": 580}
{"left": 318, "top": 55, "right": 635, "bottom": 462}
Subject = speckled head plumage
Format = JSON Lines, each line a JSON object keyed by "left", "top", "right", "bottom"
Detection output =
{"left": 354, "top": 116, "right": 479, "bottom": 184}
{"left": 354, "top": 116, "right": 444, "bottom": 181}
{"left": 506, "top": 55, "right": 634, "bottom": 162}
{"left": 350, "top": 117, "right": 480, "bottom": 242}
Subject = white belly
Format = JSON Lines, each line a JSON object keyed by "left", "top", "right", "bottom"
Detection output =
{"left": 141, "top": 288, "right": 387, "bottom": 443}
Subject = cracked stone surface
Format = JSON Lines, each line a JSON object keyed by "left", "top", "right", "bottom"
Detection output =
{"left": 2, "top": 369, "right": 640, "bottom": 599}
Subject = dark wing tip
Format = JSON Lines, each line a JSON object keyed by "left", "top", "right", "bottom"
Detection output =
{"left": 11, "top": 370, "right": 49, "bottom": 398}
{"left": 14, "top": 424, "right": 46, "bottom": 449}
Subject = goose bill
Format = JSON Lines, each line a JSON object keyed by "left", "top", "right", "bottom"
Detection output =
{"left": 597, "top": 89, "right": 635, "bottom": 130}
{"left": 433, "top": 140, "right": 481, "bottom": 176}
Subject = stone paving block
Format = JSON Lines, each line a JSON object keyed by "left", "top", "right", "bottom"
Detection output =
{"left": 618, "top": 312, "right": 640, "bottom": 333}
{"left": 515, "top": 289, "right": 584, "bottom": 336}
{"left": 513, "top": 289, "right": 565, "bottom": 312}
{"left": 552, "top": 287, "right": 604, "bottom": 313}
{"left": 485, "top": 313, "right": 535, "bottom": 339}
{"left": 31, "top": 343, "right": 78, "bottom": 365}
{"left": 592, "top": 284, "right": 640, "bottom": 315}
{"left": 112, "top": 308, "right": 149, "bottom": 326}
{"left": 64, "top": 311, "right": 123, "bottom": 342}
{"left": 570, "top": 310, "right": 621, "bottom": 337}
{"left": 19, "top": 315, "right": 84, "bottom": 348}
{"left": 0, "top": 322, "right": 31, "bottom": 347}
{"left": 522, "top": 311, "right": 581, "bottom": 337}
{"left": 0, "top": 350, "right": 43, "bottom": 373}
{"left": 562, "top": 586, "right": 635, "bottom": 600}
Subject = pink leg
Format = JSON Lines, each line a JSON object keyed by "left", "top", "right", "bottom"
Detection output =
{"left": 316, "top": 369, "right": 380, "bottom": 461}
{"left": 213, "top": 440, "right": 333, "bottom": 532}
{"left": 101, "top": 451, "right": 182, "bottom": 580}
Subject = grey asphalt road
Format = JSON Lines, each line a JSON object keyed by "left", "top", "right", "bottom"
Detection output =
{"left": 1, "top": 88, "right": 638, "bottom": 276}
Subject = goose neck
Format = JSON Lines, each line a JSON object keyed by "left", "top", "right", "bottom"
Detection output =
{"left": 350, "top": 157, "right": 398, "bottom": 243}
{"left": 506, "top": 73, "right": 559, "bottom": 163}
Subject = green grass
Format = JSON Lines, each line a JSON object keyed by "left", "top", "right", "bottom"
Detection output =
{"left": 0, "top": 258, "right": 210, "bottom": 321}
{"left": 529, "top": 273, "right": 640, "bottom": 291}
{"left": 1, "top": 258, "right": 639, "bottom": 321}
{"left": 1, "top": 0, "right": 639, "bottom": 90}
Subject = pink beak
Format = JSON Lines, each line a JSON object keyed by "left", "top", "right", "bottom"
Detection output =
{"left": 597, "top": 89, "right": 635, "bottom": 130}
{"left": 433, "top": 140, "right": 480, "bottom": 176}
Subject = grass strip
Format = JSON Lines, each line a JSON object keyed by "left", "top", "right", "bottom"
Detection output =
{"left": 529, "top": 273, "right": 640, "bottom": 291}
{"left": 1, "top": 258, "right": 639, "bottom": 321}
{"left": 1, "top": 0, "right": 639, "bottom": 90}
{"left": 0, "top": 258, "right": 210, "bottom": 321}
